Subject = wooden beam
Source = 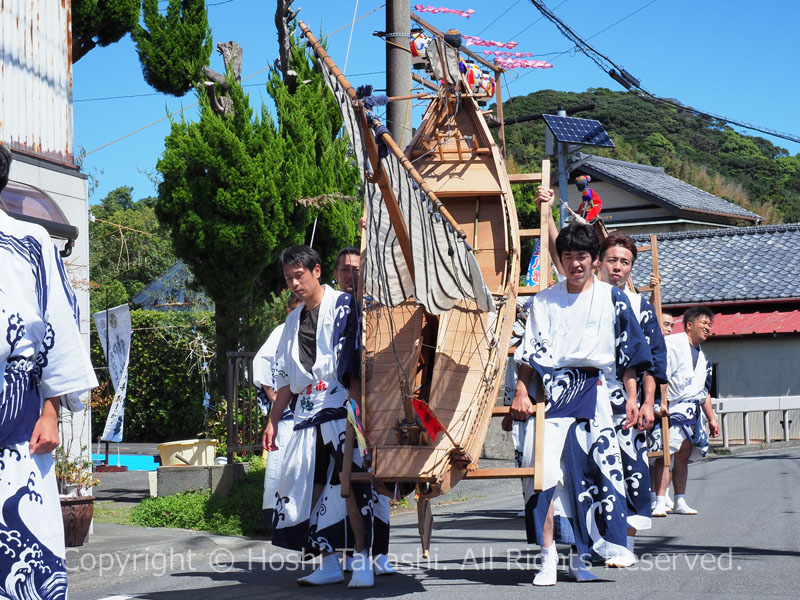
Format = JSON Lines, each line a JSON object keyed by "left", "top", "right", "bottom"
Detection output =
{"left": 464, "top": 467, "right": 536, "bottom": 479}
{"left": 538, "top": 160, "right": 551, "bottom": 294}
{"left": 492, "top": 406, "right": 510, "bottom": 416}
{"left": 519, "top": 228, "right": 541, "bottom": 238}
{"left": 637, "top": 244, "right": 652, "bottom": 253}
{"left": 508, "top": 173, "right": 543, "bottom": 184}
{"left": 518, "top": 286, "right": 537, "bottom": 296}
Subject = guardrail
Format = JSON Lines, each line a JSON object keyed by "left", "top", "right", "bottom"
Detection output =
{"left": 712, "top": 396, "right": 800, "bottom": 448}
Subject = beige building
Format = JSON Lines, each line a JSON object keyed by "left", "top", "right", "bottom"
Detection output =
{"left": 1, "top": 1, "right": 92, "bottom": 455}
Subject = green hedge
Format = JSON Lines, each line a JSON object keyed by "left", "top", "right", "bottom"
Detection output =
{"left": 91, "top": 310, "right": 215, "bottom": 442}
{"left": 130, "top": 456, "right": 268, "bottom": 536}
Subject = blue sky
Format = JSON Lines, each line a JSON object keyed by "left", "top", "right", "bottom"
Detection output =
{"left": 73, "top": 0, "right": 800, "bottom": 204}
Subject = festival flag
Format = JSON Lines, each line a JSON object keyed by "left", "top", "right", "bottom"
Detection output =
{"left": 412, "top": 399, "right": 447, "bottom": 441}
{"left": 347, "top": 398, "right": 370, "bottom": 460}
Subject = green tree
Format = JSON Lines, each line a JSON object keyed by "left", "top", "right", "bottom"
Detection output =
{"left": 155, "top": 32, "right": 360, "bottom": 392}
{"left": 72, "top": 0, "right": 212, "bottom": 97}
{"left": 90, "top": 186, "right": 177, "bottom": 313}
{"left": 72, "top": 0, "right": 140, "bottom": 62}
{"left": 132, "top": 0, "right": 214, "bottom": 96}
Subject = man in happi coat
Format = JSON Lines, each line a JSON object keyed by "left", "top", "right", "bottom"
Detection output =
{"left": 263, "top": 245, "right": 374, "bottom": 588}
{"left": 333, "top": 246, "right": 395, "bottom": 576}
{"left": 597, "top": 234, "right": 668, "bottom": 554}
{"left": 0, "top": 145, "right": 98, "bottom": 599}
{"left": 253, "top": 292, "right": 300, "bottom": 529}
{"left": 650, "top": 306, "right": 720, "bottom": 517}
{"left": 511, "top": 218, "right": 652, "bottom": 586}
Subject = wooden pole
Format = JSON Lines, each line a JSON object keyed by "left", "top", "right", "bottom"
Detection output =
{"left": 532, "top": 159, "right": 551, "bottom": 493}
{"left": 496, "top": 73, "right": 506, "bottom": 158}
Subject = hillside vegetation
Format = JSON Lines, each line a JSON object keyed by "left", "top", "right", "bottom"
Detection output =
{"left": 498, "top": 88, "right": 800, "bottom": 224}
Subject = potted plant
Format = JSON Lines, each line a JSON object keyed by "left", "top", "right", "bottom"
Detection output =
{"left": 55, "top": 445, "right": 100, "bottom": 547}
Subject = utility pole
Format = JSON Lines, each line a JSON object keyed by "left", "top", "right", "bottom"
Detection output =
{"left": 556, "top": 107, "right": 569, "bottom": 229}
{"left": 386, "top": 0, "right": 411, "bottom": 148}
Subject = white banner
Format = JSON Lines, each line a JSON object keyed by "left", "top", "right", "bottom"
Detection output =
{"left": 93, "top": 304, "right": 132, "bottom": 443}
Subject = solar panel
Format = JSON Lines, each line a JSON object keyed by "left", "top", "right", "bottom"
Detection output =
{"left": 542, "top": 114, "right": 615, "bottom": 148}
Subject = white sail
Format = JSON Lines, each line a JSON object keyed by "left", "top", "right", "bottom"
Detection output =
{"left": 319, "top": 59, "right": 494, "bottom": 314}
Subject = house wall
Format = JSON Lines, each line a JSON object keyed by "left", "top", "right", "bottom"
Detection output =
{"left": 0, "top": 0, "right": 73, "bottom": 165}
{"left": 552, "top": 181, "right": 730, "bottom": 236}
{"left": 7, "top": 156, "right": 92, "bottom": 457}
{"left": 704, "top": 335, "right": 800, "bottom": 440}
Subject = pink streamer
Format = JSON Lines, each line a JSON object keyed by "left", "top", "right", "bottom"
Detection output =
{"left": 463, "top": 35, "right": 518, "bottom": 49}
{"left": 414, "top": 5, "right": 475, "bottom": 18}
{"left": 483, "top": 50, "right": 533, "bottom": 58}
{"left": 494, "top": 58, "right": 553, "bottom": 69}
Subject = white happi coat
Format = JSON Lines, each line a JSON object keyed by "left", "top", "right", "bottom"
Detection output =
{"left": 0, "top": 210, "right": 98, "bottom": 598}
{"left": 270, "top": 285, "right": 371, "bottom": 554}
{"left": 274, "top": 286, "right": 353, "bottom": 424}
{"left": 516, "top": 277, "right": 650, "bottom": 563}
{"left": 253, "top": 323, "right": 293, "bottom": 524}
{"left": 662, "top": 331, "right": 711, "bottom": 456}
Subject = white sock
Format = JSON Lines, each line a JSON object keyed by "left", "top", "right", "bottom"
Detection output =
{"left": 541, "top": 544, "right": 557, "bottom": 561}
{"left": 321, "top": 553, "right": 340, "bottom": 571}
{"left": 675, "top": 494, "right": 686, "bottom": 504}
{"left": 626, "top": 535, "right": 635, "bottom": 553}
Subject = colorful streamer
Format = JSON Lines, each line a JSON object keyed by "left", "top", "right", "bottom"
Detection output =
{"left": 414, "top": 5, "right": 475, "bottom": 18}
{"left": 494, "top": 58, "right": 553, "bottom": 69}
{"left": 462, "top": 35, "right": 518, "bottom": 49}
{"left": 483, "top": 50, "right": 534, "bottom": 58}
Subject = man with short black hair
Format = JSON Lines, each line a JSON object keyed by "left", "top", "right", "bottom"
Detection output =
{"left": 597, "top": 234, "right": 668, "bottom": 555}
{"left": 661, "top": 310, "right": 675, "bottom": 336}
{"left": 264, "top": 244, "right": 374, "bottom": 588}
{"left": 650, "top": 306, "right": 720, "bottom": 517}
{"left": 334, "top": 247, "right": 360, "bottom": 295}
{"left": 513, "top": 211, "right": 652, "bottom": 585}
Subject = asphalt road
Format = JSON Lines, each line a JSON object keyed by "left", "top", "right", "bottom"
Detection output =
{"left": 68, "top": 447, "right": 800, "bottom": 600}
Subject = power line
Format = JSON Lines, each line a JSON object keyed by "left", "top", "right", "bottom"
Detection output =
{"left": 522, "top": 0, "right": 800, "bottom": 145}
{"left": 477, "top": 0, "right": 522, "bottom": 36}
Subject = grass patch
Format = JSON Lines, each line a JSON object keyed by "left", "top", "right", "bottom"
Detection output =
{"left": 130, "top": 455, "right": 269, "bottom": 537}
{"left": 93, "top": 501, "right": 136, "bottom": 526}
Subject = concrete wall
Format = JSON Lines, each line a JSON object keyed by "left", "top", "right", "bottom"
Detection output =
{"left": 705, "top": 335, "right": 800, "bottom": 440}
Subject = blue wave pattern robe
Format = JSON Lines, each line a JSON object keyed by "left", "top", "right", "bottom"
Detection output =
{"left": 0, "top": 210, "right": 97, "bottom": 599}
{"left": 516, "top": 277, "right": 651, "bottom": 562}
{"left": 648, "top": 332, "right": 712, "bottom": 460}
{"left": 614, "top": 290, "right": 668, "bottom": 531}
{"left": 270, "top": 286, "right": 372, "bottom": 555}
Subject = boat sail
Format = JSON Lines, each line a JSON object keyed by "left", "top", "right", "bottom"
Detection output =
{"left": 298, "top": 18, "right": 547, "bottom": 522}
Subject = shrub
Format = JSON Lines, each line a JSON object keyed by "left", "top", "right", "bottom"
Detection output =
{"left": 91, "top": 309, "right": 215, "bottom": 442}
{"left": 130, "top": 458, "right": 268, "bottom": 537}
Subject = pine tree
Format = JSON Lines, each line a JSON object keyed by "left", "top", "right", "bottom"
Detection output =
{"left": 72, "top": 0, "right": 140, "bottom": 62}
{"left": 132, "top": 0, "right": 214, "bottom": 96}
{"left": 155, "top": 31, "right": 360, "bottom": 391}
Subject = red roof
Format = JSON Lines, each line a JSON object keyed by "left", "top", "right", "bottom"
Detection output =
{"left": 672, "top": 309, "right": 800, "bottom": 337}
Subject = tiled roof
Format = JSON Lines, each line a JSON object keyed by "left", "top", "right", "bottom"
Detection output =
{"left": 573, "top": 153, "right": 759, "bottom": 221}
{"left": 671, "top": 309, "right": 800, "bottom": 337}
{"left": 630, "top": 224, "right": 800, "bottom": 304}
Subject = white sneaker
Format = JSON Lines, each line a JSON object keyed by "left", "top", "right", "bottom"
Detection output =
{"left": 652, "top": 497, "right": 668, "bottom": 517}
{"left": 297, "top": 557, "right": 344, "bottom": 586}
{"left": 374, "top": 554, "right": 396, "bottom": 576}
{"left": 347, "top": 551, "right": 374, "bottom": 588}
{"left": 533, "top": 548, "right": 558, "bottom": 586}
{"left": 568, "top": 554, "right": 598, "bottom": 581}
{"left": 605, "top": 551, "right": 636, "bottom": 569}
{"left": 672, "top": 498, "right": 698, "bottom": 515}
